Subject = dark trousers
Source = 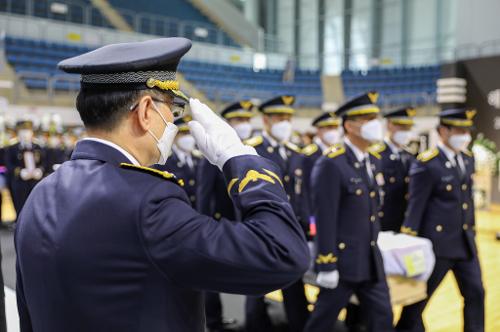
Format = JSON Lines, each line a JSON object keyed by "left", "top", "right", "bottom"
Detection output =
{"left": 205, "top": 292, "right": 223, "bottom": 329}
{"left": 304, "top": 279, "right": 394, "bottom": 332}
{"left": 0, "top": 247, "right": 6, "bottom": 332}
{"left": 396, "top": 256, "right": 484, "bottom": 332}
{"left": 245, "top": 279, "right": 309, "bottom": 332}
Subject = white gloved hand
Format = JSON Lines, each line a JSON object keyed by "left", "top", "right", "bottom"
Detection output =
{"left": 316, "top": 270, "right": 339, "bottom": 289}
{"left": 20, "top": 168, "right": 30, "bottom": 181}
{"left": 33, "top": 168, "right": 43, "bottom": 180}
{"left": 188, "top": 98, "right": 257, "bottom": 170}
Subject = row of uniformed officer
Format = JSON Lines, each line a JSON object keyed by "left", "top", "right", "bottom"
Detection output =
{"left": 396, "top": 108, "right": 484, "bottom": 332}
{"left": 304, "top": 92, "right": 394, "bottom": 332}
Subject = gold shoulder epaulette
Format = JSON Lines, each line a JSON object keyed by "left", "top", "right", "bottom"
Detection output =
{"left": 369, "top": 142, "right": 386, "bottom": 154}
{"left": 285, "top": 142, "right": 301, "bottom": 154}
{"left": 417, "top": 148, "right": 439, "bottom": 162}
{"left": 244, "top": 135, "right": 263, "bottom": 147}
{"left": 302, "top": 143, "right": 319, "bottom": 156}
{"left": 368, "top": 150, "right": 382, "bottom": 160}
{"left": 119, "top": 163, "right": 184, "bottom": 186}
{"left": 462, "top": 149, "right": 473, "bottom": 157}
{"left": 323, "top": 144, "right": 345, "bottom": 159}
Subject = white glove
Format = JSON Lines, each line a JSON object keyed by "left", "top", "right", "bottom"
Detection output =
{"left": 20, "top": 168, "right": 30, "bottom": 181}
{"left": 316, "top": 270, "right": 339, "bottom": 289}
{"left": 33, "top": 168, "right": 43, "bottom": 180}
{"left": 188, "top": 98, "right": 257, "bottom": 170}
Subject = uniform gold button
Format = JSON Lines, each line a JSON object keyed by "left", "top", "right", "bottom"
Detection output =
{"left": 189, "top": 179, "right": 195, "bottom": 186}
{"left": 446, "top": 184, "right": 452, "bottom": 191}
{"left": 190, "top": 195, "right": 196, "bottom": 202}
{"left": 462, "top": 203, "right": 468, "bottom": 210}
{"left": 404, "top": 177, "right": 410, "bottom": 183}
{"left": 462, "top": 184, "right": 467, "bottom": 191}
{"left": 370, "top": 241, "right": 376, "bottom": 246}
{"left": 338, "top": 242, "right": 346, "bottom": 250}
{"left": 284, "top": 175, "right": 290, "bottom": 182}
{"left": 380, "top": 190, "right": 385, "bottom": 196}
{"left": 295, "top": 168, "right": 303, "bottom": 176}
{"left": 405, "top": 193, "right": 409, "bottom": 200}
{"left": 436, "top": 225, "right": 443, "bottom": 232}
{"left": 214, "top": 212, "right": 221, "bottom": 219}
{"left": 267, "top": 146, "right": 274, "bottom": 153}
{"left": 370, "top": 191, "right": 376, "bottom": 198}
{"left": 389, "top": 177, "right": 396, "bottom": 183}
{"left": 370, "top": 215, "right": 376, "bottom": 222}
{"left": 378, "top": 211, "right": 384, "bottom": 218}
{"left": 356, "top": 189, "right": 362, "bottom": 196}
{"left": 463, "top": 224, "right": 469, "bottom": 230}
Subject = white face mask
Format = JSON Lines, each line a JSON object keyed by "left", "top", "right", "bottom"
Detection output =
{"left": 449, "top": 133, "right": 472, "bottom": 152}
{"left": 322, "top": 129, "right": 341, "bottom": 146}
{"left": 233, "top": 122, "right": 253, "bottom": 140}
{"left": 148, "top": 102, "right": 178, "bottom": 164}
{"left": 176, "top": 134, "right": 196, "bottom": 152}
{"left": 270, "top": 120, "right": 292, "bottom": 142}
{"left": 392, "top": 130, "right": 412, "bottom": 146}
{"left": 18, "top": 129, "right": 33, "bottom": 144}
{"left": 360, "top": 119, "right": 383, "bottom": 143}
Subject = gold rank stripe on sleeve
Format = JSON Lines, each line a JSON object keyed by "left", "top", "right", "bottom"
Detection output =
{"left": 315, "top": 253, "right": 338, "bottom": 264}
{"left": 400, "top": 226, "right": 418, "bottom": 236}
{"left": 302, "top": 143, "right": 319, "bottom": 156}
{"left": 417, "top": 148, "right": 439, "bottom": 162}
{"left": 226, "top": 168, "right": 284, "bottom": 194}
{"left": 323, "top": 144, "right": 346, "bottom": 158}
{"left": 243, "top": 135, "right": 263, "bottom": 147}
{"left": 119, "top": 163, "right": 184, "bottom": 186}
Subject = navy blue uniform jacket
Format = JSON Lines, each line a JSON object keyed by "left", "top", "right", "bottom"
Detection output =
{"left": 311, "top": 144, "right": 385, "bottom": 282}
{"left": 401, "top": 147, "right": 476, "bottom": 259}
{"left": 15, "top": 140, "right": 309, "bottom": 332}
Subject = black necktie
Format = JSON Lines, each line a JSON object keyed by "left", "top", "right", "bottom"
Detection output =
{"left": 360, "top": 158, "right": 374, "bottom": 187}
{"left": 455, "top": 155, "right": 464, "bottom": 179}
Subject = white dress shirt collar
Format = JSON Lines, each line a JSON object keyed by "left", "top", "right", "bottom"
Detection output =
{"left": 83, "top": 137, "right": 140, "bottom": 166}
{"left": 344, "top": 137, "right": 367, "bottom": 162}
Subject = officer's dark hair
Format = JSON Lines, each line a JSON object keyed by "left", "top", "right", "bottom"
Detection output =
{"left": 436, "top": 124, "right": 450, "bottom": 137}
{"left": 76, "top": 89, "right": 167, "bottom": 131}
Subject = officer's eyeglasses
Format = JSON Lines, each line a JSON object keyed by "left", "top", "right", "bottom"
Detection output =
{"left": 129, "top": 98, "right": 185, "bottom": 119}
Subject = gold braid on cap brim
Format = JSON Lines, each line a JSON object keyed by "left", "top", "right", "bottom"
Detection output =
{"left": 316, "top": 119, "right": 341, "bottom": 127}
{"left": 224, "top": 111, "right": 254, "bottom": 119}
{"left": 345, "top": 106, "right": 380, "bottom": 117}
{"left": 262, "top": 107, "right": 295, "bottom": 115}
{"left": 389, "top": 118, "right": 415, "bottom": 125}
{"left": 146, "top": 78, "right": 188, "bottom": 101}
{"left": 441, "top": 119, "right": 473, "bottom": 127}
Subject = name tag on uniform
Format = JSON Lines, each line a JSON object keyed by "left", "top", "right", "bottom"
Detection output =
{"left": 350, "top": 177, "right": 363, "bottom": 184}
{"left": 441, "top": 175, "right": 454, "bottom": 182}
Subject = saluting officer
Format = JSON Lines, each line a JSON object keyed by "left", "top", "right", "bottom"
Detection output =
{"left": 244, "top": 95, "right": 309, "bottom": 332}
{"left": 5, "top": 119, "right": 44, "bottom": 217}
{"left": 196, "top": 100, "right": 255, "bottom": 332}
{"left": 370, "top": 107, "right": 416, "bottom": 232}
{"left": 155, "top": 115, "right": 201, "bottom": 207}
{"left": 15, "top": 38, "right": 309, "bottom": 332}
{"left": 302, "top": 112, "right": 342, "bottom": 237}
{"left": 397, "top": 108, "right": 484, "bottom": 332}
{"left": 304, "top": 92, "right": 395, "bottom": 332}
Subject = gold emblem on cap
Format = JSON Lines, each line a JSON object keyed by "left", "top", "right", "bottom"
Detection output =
{"left": 239, "top": 101, "right": 253, "bottom": 110}
{"left": 406, "top": 108, "right": 417, "bottom": 117}
{"left": 282, "top": 95, "right": 295, "bottom": 105}
{"left": 368, "top": 92, "right": 379, "bottom": 103}
{"left": 465, "top": 109, "right": 477, "bottom": 120}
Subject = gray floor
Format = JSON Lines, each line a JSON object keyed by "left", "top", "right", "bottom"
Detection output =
{"left": 0, "top": 229, "right": 16, "bottom": 290}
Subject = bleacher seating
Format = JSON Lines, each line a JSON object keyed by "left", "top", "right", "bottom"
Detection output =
{"left": 0, "top": 0, "right": 237, "bottom": 46}
{"left": 3, "top": 36, "right": 322, "bottom": 107}
{"left": 341, "top": 66, "right": 439, "bottom": 106}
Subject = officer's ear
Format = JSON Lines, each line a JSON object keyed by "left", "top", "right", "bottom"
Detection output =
{"left": 134, "top": 95, "right": 156, "bottom": 132}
